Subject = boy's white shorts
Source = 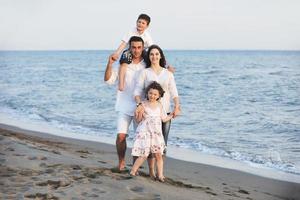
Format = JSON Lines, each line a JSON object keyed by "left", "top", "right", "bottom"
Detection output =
{"left": 117, "top": 112, "right": 138, "bottom": 134}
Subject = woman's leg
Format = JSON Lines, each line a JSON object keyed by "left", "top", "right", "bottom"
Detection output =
{"left": 162, "top": 118, "right": 171, "bottom": 145}
{"left": 154, "top": 153, "right": 164, "bottom": 181}
{"left": 130, "top": 156, "right": 147, "bottom": 175}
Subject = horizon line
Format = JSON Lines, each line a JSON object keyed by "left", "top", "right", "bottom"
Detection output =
{"left": 1, "top": 49, "right": 300, "bottom": 52}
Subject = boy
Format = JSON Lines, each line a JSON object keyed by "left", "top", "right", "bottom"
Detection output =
{"left": 110, "top": 13, "right": 153, "bottom": 63}
{"left": 110, "top": 14, "right": 153, "bottom": 91}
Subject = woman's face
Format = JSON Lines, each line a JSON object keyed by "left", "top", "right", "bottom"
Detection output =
{"left": 149, "top": 48, "right": 161, "bottom": 65}
{"left": 147, "top": 88, "right": 160, "bottom": 102}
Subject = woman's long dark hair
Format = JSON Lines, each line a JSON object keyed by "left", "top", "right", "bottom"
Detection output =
{"left": 145, "top": 44, "right": 166, "bottom": 68}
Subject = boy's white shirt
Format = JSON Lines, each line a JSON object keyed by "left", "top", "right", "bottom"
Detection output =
{"left": 105, "top": 61, "right": 146, "bottom": 116}
{"left": 122, "top": 28, "right": 154, "bottom": 49}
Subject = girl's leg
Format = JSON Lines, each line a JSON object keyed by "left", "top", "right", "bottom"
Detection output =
{"left": 154, "top": 153, "right": 164, "bottom": 182}
{"left": 147, "top": 155, "right": 156, "bottom": 178}
{"left": 130, "top": 156, "right": 147, "bottom": 176}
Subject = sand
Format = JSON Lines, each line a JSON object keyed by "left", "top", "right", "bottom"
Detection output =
{"left": 0, "top": 123, "right": 299, "bottom": 200}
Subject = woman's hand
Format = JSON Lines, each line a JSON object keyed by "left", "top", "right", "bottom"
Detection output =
{"left": 172, "top": 105, "right": 181, "bottom": 118}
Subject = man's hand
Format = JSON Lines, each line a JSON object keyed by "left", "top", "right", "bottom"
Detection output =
{"left": 111, "top": 53, "right": 119, "bottom": 61}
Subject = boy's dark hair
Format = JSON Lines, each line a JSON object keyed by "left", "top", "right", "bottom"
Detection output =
{"left": 145, "top": 44, "right": 166, "bottom": 68}
{"left": 145, "top": 81, "right": 165, "bottom": 100}
{"left": 138, "top": 14, "right": 151, "bottom": 25}
{"left": 129, "top": 36, "right": 144, "bottom": 47}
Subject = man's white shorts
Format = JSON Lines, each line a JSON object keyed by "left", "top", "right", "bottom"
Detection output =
{"left": 117, "top": 112, "right": 138, "bottom": 134}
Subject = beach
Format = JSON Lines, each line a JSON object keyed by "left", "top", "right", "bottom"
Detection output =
{"left": 1, "top": 123, "right": 299, "bottom": 200}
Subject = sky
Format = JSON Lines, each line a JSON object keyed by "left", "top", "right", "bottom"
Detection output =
{"left": 0, "top": 0, "right": 300, "bottom": 50}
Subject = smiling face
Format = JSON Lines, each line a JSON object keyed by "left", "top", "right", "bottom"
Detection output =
{"left": 147, "top": 88, "right": 160, "bottom": 102}
{"left": 149, "top": 48, "right": 161, "bottom": 66}
{"left": 136, "top": 19, "right": 149, "bottom": 32}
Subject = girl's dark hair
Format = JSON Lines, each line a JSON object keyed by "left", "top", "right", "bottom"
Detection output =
{"left": 137, "top": 14, "right": 151, "bottom": 25}
{"left": 145, "top": 45, "right": 166, "bottom": 68}
{"left": 145, "top": 81, "right": 165, "bottom": 100}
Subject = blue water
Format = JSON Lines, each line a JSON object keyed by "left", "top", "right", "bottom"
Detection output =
{"left": 1, "top": 50, "right": 300, "bottom": 177}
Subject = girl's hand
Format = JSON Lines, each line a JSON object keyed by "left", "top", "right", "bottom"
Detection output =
{"left": 135, "top": 105, "right": 145, "bottom": 122}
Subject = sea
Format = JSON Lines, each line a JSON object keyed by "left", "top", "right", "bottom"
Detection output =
{"left": 1, "top": 50, "right": 300, "bottom": 183}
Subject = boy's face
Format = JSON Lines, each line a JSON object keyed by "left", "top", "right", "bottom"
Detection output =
{"left": 136, "top": 19, "right": 149, "bottom": 32}
{"left": 130, "top": 41, "right": 144, "bottom": 58}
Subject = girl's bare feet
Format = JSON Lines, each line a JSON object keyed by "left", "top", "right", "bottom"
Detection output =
{"left": 158, "top": 176, "right": 165, "bottom": 182}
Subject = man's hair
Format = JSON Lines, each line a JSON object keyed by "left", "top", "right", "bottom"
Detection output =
{"left": 129, "top": 36, "right": 144, "bottom": 47}
{"left": 145, "top": 44, "right": 166, "bottom": 68}
{"left": 145, "top": 81, "right": 165, "bottom": 100}
{"left": 137, "top": 14, "right": 151, "bottom": 25}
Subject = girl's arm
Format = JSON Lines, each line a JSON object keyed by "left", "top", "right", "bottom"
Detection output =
{"left": 162, "top": 113, "right": 173, "bottom": 123}
{"left": 118, "top": 64, "right": 126, "bottom": 91}
{"left": 160, "top": 103, "right": 173, "bottom": 122}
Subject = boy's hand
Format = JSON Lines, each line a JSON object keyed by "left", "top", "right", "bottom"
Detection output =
{"left": 167, "top": 64, "right": 175, "bottom": 73}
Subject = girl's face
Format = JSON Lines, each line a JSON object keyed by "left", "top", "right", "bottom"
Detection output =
{"left": 147, "top": 88, "right": 160, "bottom": 102}
{"left": 149, "top": 48, "right": 161, "bottom": 65}
{"left": 136, "top": 19, "right": 148, "bottom": 32}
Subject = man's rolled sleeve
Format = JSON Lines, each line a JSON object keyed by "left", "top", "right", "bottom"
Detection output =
{"left": 105, "top": 69, "right": 118, "bottom": 85}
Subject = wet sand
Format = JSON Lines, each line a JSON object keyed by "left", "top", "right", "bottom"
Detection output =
{"left": 0, "top": 123, "right": 299, "bottom": 200}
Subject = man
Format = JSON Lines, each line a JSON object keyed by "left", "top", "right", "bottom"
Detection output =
{"left": 104, "top": 36, "right": 146, "bottom": 171}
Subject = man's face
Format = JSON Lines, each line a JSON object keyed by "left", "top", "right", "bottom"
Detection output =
{"left": 130, "top": 41, "right": 144, "bottom": 58}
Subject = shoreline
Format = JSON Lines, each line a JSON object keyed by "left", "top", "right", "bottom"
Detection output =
{"left": 1, "top": 123, "right": 300, "bottom": 200}
{"left": 1, "top": 114, "right": 300, "bottom": 184}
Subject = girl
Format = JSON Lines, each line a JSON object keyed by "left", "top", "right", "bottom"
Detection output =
{"left": 130, "top": 81, "right": 173, "bottom": 182}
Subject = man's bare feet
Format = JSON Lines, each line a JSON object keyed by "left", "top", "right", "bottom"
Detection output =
{"left": 118, "top": 160, "right": 126, "bottom": 171}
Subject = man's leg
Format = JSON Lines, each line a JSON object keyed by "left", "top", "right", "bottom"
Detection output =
{"left": 116, "top": 113, "right": 132, "bottom": 171}
{"left": 116, "top": 133, "right": 127, "bottom": 170}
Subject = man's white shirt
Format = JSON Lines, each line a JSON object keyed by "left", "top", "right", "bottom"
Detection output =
{"left": 105, "top": 61, "right": 146, "bottom": 116}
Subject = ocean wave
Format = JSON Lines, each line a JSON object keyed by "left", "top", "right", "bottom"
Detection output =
{"left": 168, "top": 137, "right": 300, "bottom": 176}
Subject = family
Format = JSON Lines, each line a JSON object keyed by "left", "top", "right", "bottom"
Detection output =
{"left": 104, "top": 14, "right": 181, "bottom": 182}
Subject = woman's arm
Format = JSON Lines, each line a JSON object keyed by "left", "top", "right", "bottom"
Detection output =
{"left": 172, "top": 97, "right": 181, "bottom": 118}
{"left": 168, "top": 73, "right": 181, "bottom": 118}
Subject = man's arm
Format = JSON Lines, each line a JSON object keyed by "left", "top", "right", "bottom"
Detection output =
{"left": 104, "top": 55, "right": 114, "bottom": 81}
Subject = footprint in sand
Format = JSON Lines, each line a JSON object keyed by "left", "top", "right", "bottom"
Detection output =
{"left": 24, "top": 193, "right": 59, "bottom": 200}
{"left": 36, "top": 179, "right": 72, "bottom": 190}
{"left": 127, "top": 185, "right": 161, "bottom": 200}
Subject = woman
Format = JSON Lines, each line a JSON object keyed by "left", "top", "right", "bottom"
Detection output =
{"left": 133, "top": 44, "right": 181, "bottom": 178}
